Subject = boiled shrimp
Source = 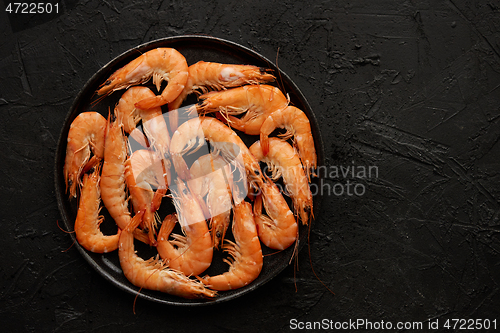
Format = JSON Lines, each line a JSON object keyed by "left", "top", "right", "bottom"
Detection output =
{"left": 100, "top": 117, "right": 150, "bottom": 244}
{"left": 64, "top": 111, "right": 106, "bottom": 198}
{"left": 198, "top": 200, "right": 263, "bottom": 291}
{"left": 253, "top": 178, "right": 298, "bottom": 250}
{"left": 74, "top": 163, "right": 120, "bottom": 253}
{"left": 260, "top": 106, "right": 317, "bottom": 180}
{"left": 97, "top": 48, "right": 188, "bottom": 110}
{"left": 156, "top": 180, "right": 212, "bottom": 276}
{"left": 125, "top": 149, "right": 169, "bottom": 245}
{"left": 190, "top": 154, "right": 233, "bottom": 249}
{"left": 197, "top": 85, "right": 289, "bottom": 135}
{"left": 249, "top": 138, "right": 312, "bottom": 225}
{"left": 114, "top": 86, "right": 170, "bottom": 154}
{"left": 169, "top": 61, "right": 275, "bottom": 111}
{"left": 118, "top": 210, "right": 216, "bottom": 299}
{"left": 170, "top": 116, "right": 264, "bottom": 192}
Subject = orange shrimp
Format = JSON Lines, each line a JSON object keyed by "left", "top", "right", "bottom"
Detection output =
{"left": 64, "top": 112, "right": 106, "bottom": 198}
{"left": 169, "top": 61, "right": 275, "bottom": 111}
{"left": 249, "top": 138, "right": 312, "bottom": 225}
{"left": 170, "top": 116, "right": 264, "bottom": 192}
{"left": 97, "top": 48, "right": 188, "bottom": 110}
{"left": 197, "top": 85, "right": 289, "bottom": 135}
{"left": 74, "top": 163, "right": 120, "bottom": 253}
{"left": 100, "top": 117, "right": 150, "bottom": 244}
{"left": 253, "top": 178, "right": 298, "bottom": 251}
{"left": 198, "top": 200, "right": 263, "bottom": 291}
{"left": 118, "top": 210, "right": 216, "bottom": 299}
{"left": 114, "top": 86, "right": 170, "bottom": 154}
{"left": 156, "top": 180, "right": 212, "bottom": 276}
{"left": 125, "top": 149, "right": 169, "bottom": 245}
{"left": 190, "top": 154, "right": 233, "bottom": 249}
{"left": 260, "top": 106, "right": 317, "bottom": 180}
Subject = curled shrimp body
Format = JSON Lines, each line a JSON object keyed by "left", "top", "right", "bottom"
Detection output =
{"left": 64, "top": 112, "right": 106, "bottom": 198}
{"left": 198, "top": 85, "right": 289, "bottom": 135}
{"left": 119, "top": 211, "right": 216, "bottom": 299}
{"left": 190, "top": 154, "right": 233, "bottom": 249}
{"left": 254, "top": 178, "right": 298, "bottom": 251}
{"left": 100, "top": 118, "right": 150, "bottom": 244}
{"left": 74, "top": 163, "right": 121, "bottom": 253}
{"left": 125, "top": 149, "right": 169, "bottom": 245}
{"left": 115, "top": 86, "right": 170, "bottom": 154}
{"left": 170, "top": 116, "right": 264, "bottom": 191}
{"left": 157, "top": 180, "right": 212, "bottom": 276}
{"left": 260, "top": 106, "right": 317, "bottom": 180}
{"left": 199, "top": 201, "right": 263, "bottom": 291}
{"left": 97, "top": 48, "right": 188, "bottom": 110}
{"left": 249, "top": 138, "right": 312, "bottom": 225}
{"left": 169, "top": 61, "right": 275, "bottom": 111}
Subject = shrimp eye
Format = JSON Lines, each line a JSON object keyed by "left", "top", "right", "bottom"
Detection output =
{"left": 216, "top": 231, "right": 221, "bottom": 238}
{"left": 254, "top": 169, "right": 261, "bottom": 176}
{"left": 305, "top": 206, "right": 311, "bottom": 214}
{"left": 104, "top": 80, "right": 112, "bottom": 86}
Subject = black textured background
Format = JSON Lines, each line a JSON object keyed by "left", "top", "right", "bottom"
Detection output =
{"left": 1, "top": 0, "right": 500, "bottom": 332}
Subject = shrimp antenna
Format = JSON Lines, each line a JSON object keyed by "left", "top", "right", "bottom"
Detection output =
{"left": 57, "top": 219, "right": 74, "bottom": 234}
{"left": 133, "top": 287, "right": 144, "bottom": 315}
{"left": 274, "top": 47, "right": 287, "bottom": 100}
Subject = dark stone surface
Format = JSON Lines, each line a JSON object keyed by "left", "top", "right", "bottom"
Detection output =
{"left": 1, "top": 0, "right": 500, "bottom": 331}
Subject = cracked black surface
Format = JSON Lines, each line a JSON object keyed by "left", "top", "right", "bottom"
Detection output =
{"left": 1, "top": 0, "right": 500, "bottom": 331}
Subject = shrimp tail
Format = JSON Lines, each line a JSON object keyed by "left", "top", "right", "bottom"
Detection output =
{"left": 134, "top": 95, "right": 166, "bottom": 110}
{"left": 171, "top": 154, "right": 191, "bottom": 181}
{"left": 260, "top": 134, "right": 270, "bottom": 156}
{"left": 125, "top": 210, "right": 146, "bottom": 232}
{"left": 158, "top": 214, "right": 177, "bottom": 241}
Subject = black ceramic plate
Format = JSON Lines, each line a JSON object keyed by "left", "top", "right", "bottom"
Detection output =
{"left": 55, "top": 35, "right": 324, "bottom": 306}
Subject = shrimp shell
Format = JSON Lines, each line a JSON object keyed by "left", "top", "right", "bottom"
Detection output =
{"left": 118, "top": 211, "right": 216, "bottom": 299}
{"left": 157, "top": 213, "right": 212, "bottom": 277}
{"left": 97, "top": 48, "right": 188, "bottom": 110}
{"left": 115, "top": 86, "right": 170, "bottom": 154}
{"left": 125, "top": 149, "right": 169, "bottom": 245}
{"left": 64, "top": 112, "right": 106, "bottom": 198}
{"left": 190, "top": 154, "right": 233, "bottom": 249}
{"left": 254, "top": 178, "right": 298, "bottom": 251}
{"left": 74, "top": 163, "right": 120, "bottom": 253}
{"left": 170, "top": 116, "right": 264, "bottom": 192}
{"left": 260, "top": 106, "right": 317, "bottom": 180}
{"left": 100, "top": 117, "right": 150, "bottom": 244}
{"left": 249, "top": 138, "right": 312, "bottom": 225}
{"left": 156, "top": 180, "right": 213, "bottom": 276}
{"left": 197, "top": 85, "right": 289, "bottom": 135}
{"left": 199, "top": 201, "right": 263, "bottom": 291}
{"left": 169, "top": 61, "right": 275, "bottom": 111}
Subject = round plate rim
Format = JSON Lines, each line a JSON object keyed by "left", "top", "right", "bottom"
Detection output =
{"left": 54, "top": 35, "right": 325, "bottom": 306}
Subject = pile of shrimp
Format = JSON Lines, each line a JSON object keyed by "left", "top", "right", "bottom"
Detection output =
{"left": 63, "top": 47, "right": 318, "bottom": 300}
